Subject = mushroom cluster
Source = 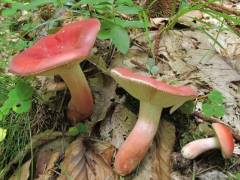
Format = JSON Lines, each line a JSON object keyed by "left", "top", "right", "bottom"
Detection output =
{"left": 8, "top": 17, "right": 234, "bottom": 177}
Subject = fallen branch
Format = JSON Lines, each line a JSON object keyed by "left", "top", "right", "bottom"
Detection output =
{"left": 193, "top": 111, "right": 240, "bottom": 142}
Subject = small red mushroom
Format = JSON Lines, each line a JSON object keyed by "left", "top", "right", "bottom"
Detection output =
{"left": 110, "top": 67, "right": 197, "bottom": 175}
{"left": 181, "top": 123, "right": 234, "bottom": 159}
{"left": 9, "top": 18, "right": 100, "bottom": 123}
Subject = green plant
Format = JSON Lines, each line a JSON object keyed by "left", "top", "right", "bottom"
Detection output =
{"left": 68, "top": 123, "right": 87, "bottom": 136}
{"left": 145, "top": 58, "right": 159, "bottom": 75}
{"left": 163, "top": 0, "right": 240, "bottom": 39}
{"left": 202, "top": 90, "right": 225, "bottom": 117}
{"left": 179, "top": 100, "right": 195, "bottom": 115}
{"left": 0, "top": 79, "right": 33, "bottom": 119}
{"left": 235, "top": 172, "right": 240, "bottom": 180}
{"left": 74, "top": 0, "right": 145, "bottom": 54}
{"left": 0, "top": 79, "right": 33, "bottom": 142}
{"left": 0, "top": 128, "right": 7, "bottom": 142}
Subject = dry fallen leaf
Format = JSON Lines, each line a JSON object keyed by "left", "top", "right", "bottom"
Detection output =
{"left": 89, "top": 73, "right": 117, "bottom": 131}
{"left": 100, "top": 104, "right": 136, "bottom": 149}
{"left": 135, "top": 29, "right": 240, "bottom": 131}
{"left": 35, "top": 137, "right": 71, "bottom": 179}
{"left": 9, "top": 160, "right": 31, "bottom": 180}
{"left": 88, "top": 139, "right": 116, "bottom": 166}
{"left": 1, "top": 131, "right": 64, "bottom": 179}
{"left": 36, "top": 152, "right": 61, "bottom": 180}
{"left": 57, "top": 137, "right": 118, "bottom": 180}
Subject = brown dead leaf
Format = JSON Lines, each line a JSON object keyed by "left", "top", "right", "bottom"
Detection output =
{"left": 9, "top": 160, "right": 31, "bottom": 180}
{"left": 88, "top": 55, "right": 109, "bottom": 75}
{"left": 86, "top": 150, "right": 118, "bottom": 180}
{"left": 100, "top": 104, "right": 136, "bottom": 149}
{"left": 36, "top": 152, "right": 61, "bottom": 180}
{"left": 208, "top": 30, "right": 240, "bottom": 73}
{"left": 178, "top": 10, "right": 203, "bottom": 27}
{"left": 154, "top": 120, "right": 176, "bottom": 180}
{"left": 88, "top": 140, "right": 116, "bottom": 166}
{"left": 57, "top": 137, "right": 118, "bottom": 180}
{"left": 1, "top": 131, "right": 64, "bottom": 179}
{"left": 35, "top": 137, "right": 71, "bottom": 179}
{"left": 137, "top": 29, "right": 240, "bottom": 131}
{"left": 110, "top": 49, "right": 149, "bottom": 70}
{"left": 89, "top": 73, "right": 117, "bottom": 130}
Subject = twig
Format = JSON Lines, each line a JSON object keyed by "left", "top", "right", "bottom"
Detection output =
{"left": 193, "top": 111, "right": 240, "bottom": 142}
{"left": 153, "top": 24, "right": 164, "bottom": 59}
{"left": 130, "top": 60, "right": 148, "bottom": 72}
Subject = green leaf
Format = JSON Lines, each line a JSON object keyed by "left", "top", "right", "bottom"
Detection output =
{"left": 179, "top": 101, "right": 195, "bottom": 115}
{"left": 146, "top": 58, "right": 159, "bottom": 75}
{"left": 13, "top": 39, "right": 28, "bottom": 51}
{"left": 98, "top": 30, "right": 111, "bottom": 40}
{"left": 202, "top": 90, "right": 225, "bottom": 117}
{"left": 68, "top": 123, "right": 87, "bottom": 136}
{"left": 179, "top": 0, "right": 190, "bottom": 10}
{"left": 1, "top": 2, "right": 24, "bottom": 16}
{"left": 0, "top": 128, "right": 7, "bottom": 142}
{"left": 212, "top": 104, "right": 225, "bottom": 117}
{"left": 115, "top": 5, "right": 140, "bottom": 15}
{"left": 12, "top": 100, "right": 32, "bottom": 113}
{"left": 202, "top": 102, "right": 225, "bottom": 117}
{"left": 114, "top": 18, "right": 145, "bottom": 28}
{"left": 115, "top": 0, "right": 134, "bottom": 6}
{"left": 1, "top": 8, "right": 17, "bottom": 16}
{"left": 150, "top": 66, "right": 159, "bottom": 75}
{"left": 0, "top": 80, "right": 33, "bottom": 116}
{"left": 110, "top": 25, "right": 129, "bottom": 54}
{"left": 202, "top": 102, "right": 214, "bottom": 117}
{"left": 236, "top": 172, "right": 240, "bottom": 180}
{"left": 16, "top": 81, "right": 33, "bottom": 100}
{"left": 208, "top": 90, "right": 224, "bottom": 104}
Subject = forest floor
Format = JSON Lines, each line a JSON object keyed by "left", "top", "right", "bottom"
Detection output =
{"left": 0, "top": 0, "right": 240, "bottom": 180}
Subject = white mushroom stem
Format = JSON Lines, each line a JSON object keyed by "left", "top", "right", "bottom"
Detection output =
{"left": 181, "top": 137, "right": 220, "bottom": 159}
{"left": 114, "top": 101, "right": 162, "bottom": 175}
{"left": 58, "top": 64, "right": 93, "bottom": 123}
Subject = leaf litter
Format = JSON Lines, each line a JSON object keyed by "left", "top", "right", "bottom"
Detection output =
{"left": 6, "top": 1, "right": 240, "bottom": 179}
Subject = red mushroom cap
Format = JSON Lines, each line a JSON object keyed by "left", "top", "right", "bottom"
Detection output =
{"left": 9, "top": 18, "right": 100, "bottom": 76}
{"left": 212, "top": 123, "right": 234, "bottom": 158}
{"left": 111, "top": 67, "right": 197, "bottom": 107}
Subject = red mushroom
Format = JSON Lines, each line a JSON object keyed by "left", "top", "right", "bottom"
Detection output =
{"left": 181, "top": 123, "right": 234, "bottom": 159}
{"left": 110, "top": 67, "right": 197, "bottom": 175}
{"left": 9, "top": 18, "right": 100, "bottom": 123}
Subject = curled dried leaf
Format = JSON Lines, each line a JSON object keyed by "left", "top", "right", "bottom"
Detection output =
{"left": 58, "top": 137, "right": 118, "bottom": 180}
{"left": 9, "top": 160, "right": 31, "bottom": 180}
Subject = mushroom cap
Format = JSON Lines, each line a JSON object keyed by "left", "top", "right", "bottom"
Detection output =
{"left": 111, "top": 67, "right": 197, "bottom": 107}
{"left": 9, "top": 18, "right": 100, "bottom": 76}
{"left": 212, "top": 123, "right": 234, "bottom": 158}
